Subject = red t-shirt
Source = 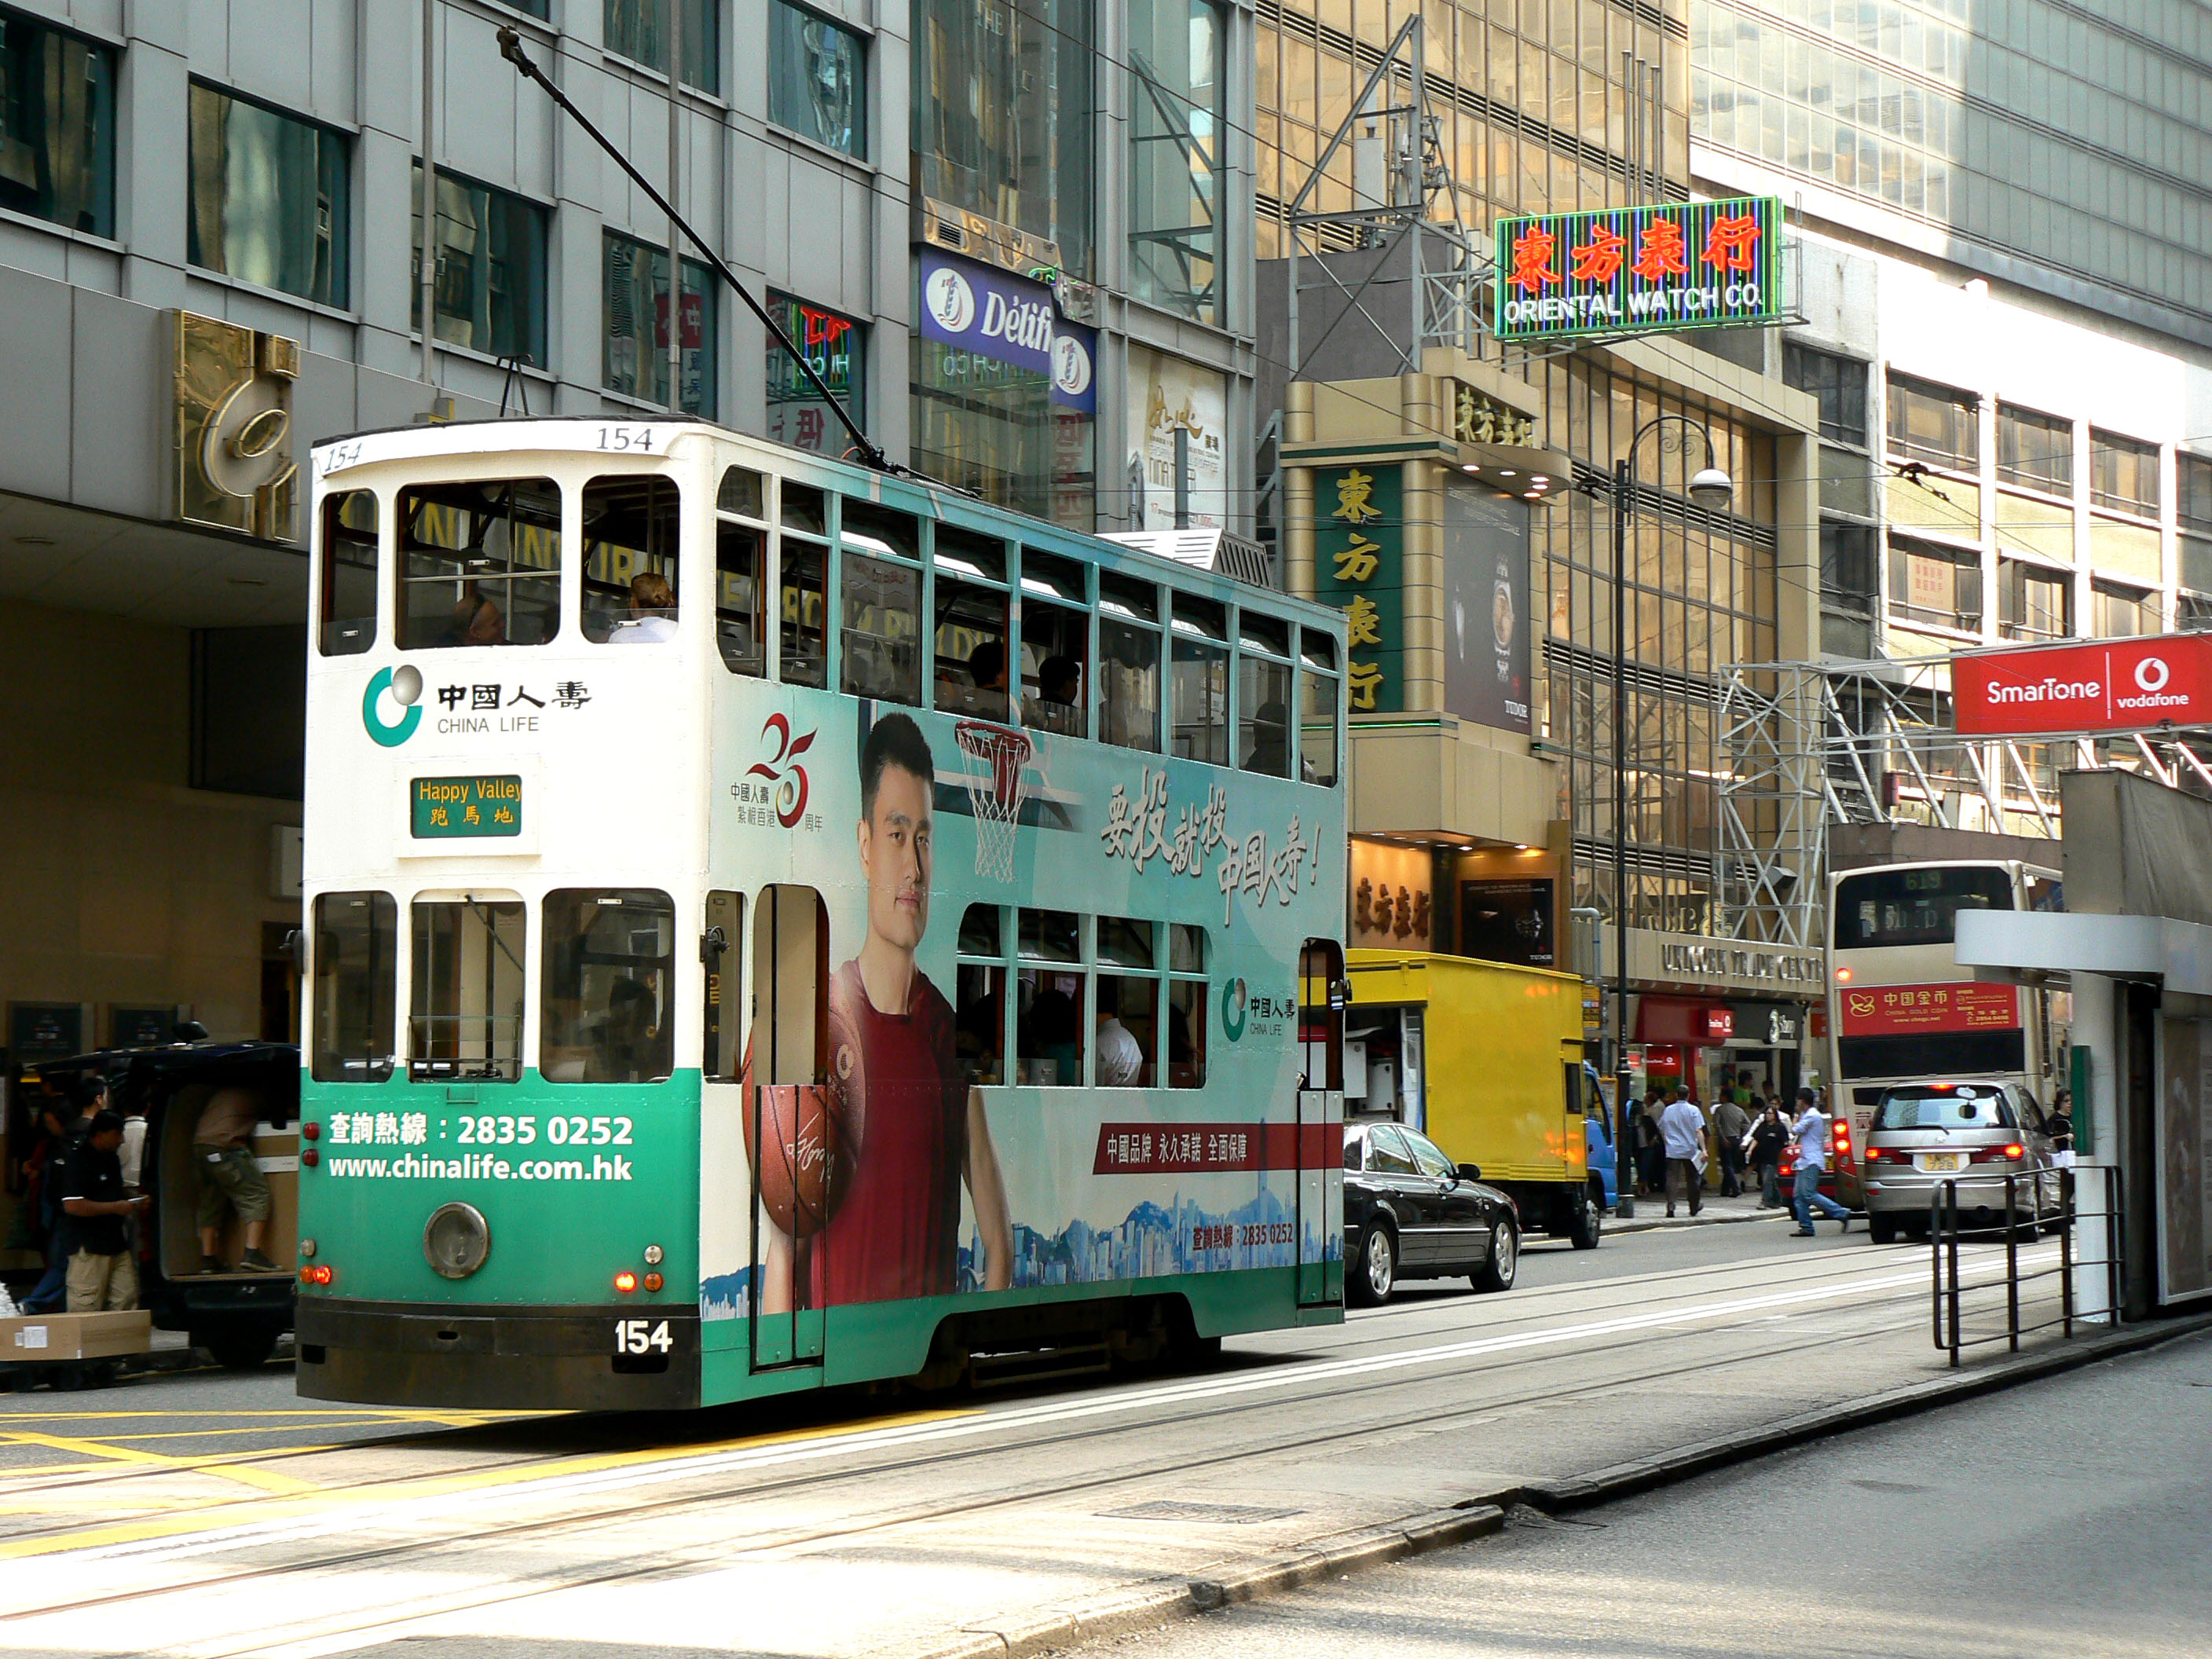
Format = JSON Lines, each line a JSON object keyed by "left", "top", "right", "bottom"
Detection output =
{"left": 809, "top": 960, "right": 969, "bottom": 1307}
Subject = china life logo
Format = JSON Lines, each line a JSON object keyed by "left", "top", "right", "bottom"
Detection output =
{"left": 925, "top": 266, "right": 976, "bottom": 334}
{"left": 363, "top": 665, "right": 424, "bottom": 747}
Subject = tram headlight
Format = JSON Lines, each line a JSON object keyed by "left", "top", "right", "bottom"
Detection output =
{"left": 643, "top": 1244, "right": 665, "bottom": 1265}
{"left": 423, "top": 1203, "right": 492, "bottom": 1280}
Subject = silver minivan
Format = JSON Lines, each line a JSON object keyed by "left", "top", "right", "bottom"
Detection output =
{"left": 1859, "top": 1081, "right": 2056, "bottom": 1242}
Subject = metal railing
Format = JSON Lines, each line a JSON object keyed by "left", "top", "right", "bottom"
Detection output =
{"left": 1931, "top": 1166, "right": 2123, "bottom": 1367}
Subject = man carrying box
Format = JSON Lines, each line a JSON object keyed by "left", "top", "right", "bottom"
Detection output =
{"left": 60, "top": 1110, "right": 148, "bottom": 1313}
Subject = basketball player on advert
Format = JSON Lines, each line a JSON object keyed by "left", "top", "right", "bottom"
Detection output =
{"left": 763, "top": 713, "right": 1014, "bottom": 1310}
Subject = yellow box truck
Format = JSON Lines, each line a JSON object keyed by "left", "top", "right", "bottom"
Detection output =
{"left": 1345, "top": 949, "right": 1605, "bottom": 1249}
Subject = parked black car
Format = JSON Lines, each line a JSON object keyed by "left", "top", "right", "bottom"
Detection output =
{"left": 22, "top": 1042, "right": 298, "bottom": 1369}
{"left": 1343, "top": 1120, "right": 1520, "bottom": 1306}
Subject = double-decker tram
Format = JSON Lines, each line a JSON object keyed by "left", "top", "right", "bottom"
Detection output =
{"left": 297, "top": 419, "right": 1349, "bottom": 1408}
{"left": 1826, "top": 859, "right": 2067, "bottom": 1196}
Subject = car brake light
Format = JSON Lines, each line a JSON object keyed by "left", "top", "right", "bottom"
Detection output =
{"left": 1970, "top": 1144, "right": 2026, "bottom": 1163}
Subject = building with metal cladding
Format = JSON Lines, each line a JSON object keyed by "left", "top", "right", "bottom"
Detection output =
{"left": 0, "top": 0, "right": 1256, "bottom": 1065}
{"left": 1689, "top": 0, "right": 2212, "bottom": 842}
{"left": 1250, "top": 0, "right": 1831, "bottom": 1104}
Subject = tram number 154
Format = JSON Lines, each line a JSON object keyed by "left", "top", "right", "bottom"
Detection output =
{"left": 614, "top": 1319, "right": 673, "bottom": 1355}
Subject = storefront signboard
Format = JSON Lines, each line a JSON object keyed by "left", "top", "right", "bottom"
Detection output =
{"left": 1952, "top": 634, "right": 2212, "bottom": 736}
{"left": 1313, "top": 463, "right": 1404, "bottom": 713}
{"left": 1492, "top": 197, "right": 1785, "bottom": 342}
{"left": 917, "top": 249, "right": 1096, "bottom": 413}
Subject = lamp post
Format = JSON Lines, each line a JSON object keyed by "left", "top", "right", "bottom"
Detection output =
{"left": 1606, "top": 416, "right": 1732, "bottom": 1218}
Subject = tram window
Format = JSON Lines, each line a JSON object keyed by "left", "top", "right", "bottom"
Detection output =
{"left": 1167, "top": 978, "right": 1207, "bottom": 1089}
{"left": 1240, "top": 653, "right": 1291, "bottom": 776}
{"left": 1299, "top": 937, "right": 1346, "bottom": 1091}
{"left": 1021, "top": 548, "right": 1087, "bottom": 603}
{"left": 782, "top": 482, "right": 827, "bottom": 537}
{"left": 704, "top": 891, "right": 744, "bottom": 1082}
{"left": 310, "top": 891, "right": 395, "bottom": 1082}
{"left": 1240, "top": 611, "right": 1291, "bottom": 657}
{"left": 1016, "top": 906, "right": 1085, "bottom": 1087}
{"left": 582, "top": 476, "right": 682, "bottom": 644}
{"left": 1171, "top": 608, "right": 1229, "bottom": 767}
{"left": 1019, "top": 600, "right": 1087, "bottom": 738}
{"left": 1170, "top": 925, "right": 1205, "bottom": 972}
{"left": 1097, "top": 917, "right": 1155, "bottom": 969}
{"left": 779, "top": 537, "right": 828, "bottom": 687}
{"left": 842, "top": 499, "right": 919, "bottom": 562}
{"left": 1020, "top": 907, "right": 1081, "bottom": 961}
{"left": 318, "top": 492, "right": 379, "bottom": 657}
{"left": 1096, "top": 973, "right": 1156, "bottom": 1087}
{"left": 935, "top": 577, "right": 1011, "bottom": 722}
{"left": 1101, "top": 616, "right": 1161, "bottom": 752}
{"left": 752, "top": 884, "right": 828, "bottom": 1086}
{"left": 936, "top": 525, "right": 1007, "bottom": 585}
{"left": 716, "top": 520, "right": 767, "bottom": 676}
{"left": 1301, "top": 628, "right": 1338, "bottom": 672}
{"left": 955, "top": 903, "right": 1007, "bottom": 1086}
{"left": 540, "top": 889, "right": 676, "bottom": 1084}
{"left": 1301, "top": 665, "right": 1341, "bottom": 787}
{"left": 840, "top": 552, "right": 921, "bottom": 705}
{"left": 717, "top": 465, "right": 764, "bottom": 518}
{"left": 408, "top": 897, "right": 526, "bottom": 1082}
{"left": 397, "top": 478, "right": 562, "bottom": 648}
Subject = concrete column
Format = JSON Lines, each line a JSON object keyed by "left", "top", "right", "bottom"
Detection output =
{"left": 2069, "top": 971, "right": 2118, "bottom": 1323}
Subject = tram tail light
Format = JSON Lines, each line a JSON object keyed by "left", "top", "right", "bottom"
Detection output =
{"left": 298, "top": 1264, "right": 335, "bottom": 1286}
{"left": 614, "top": 1271, "right": 639, "bottom": 1294}
{"left": 643, "top": 1272, "right": 664, "bottom": 1292}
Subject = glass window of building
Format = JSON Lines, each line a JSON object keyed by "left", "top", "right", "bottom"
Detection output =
{"left": 2181, "top": 454, "right": 2212, "bottom": 539}
{"left": 1819, "top": 522, "right": 1877, "bottom": 613}
{"left": 187, "top": 84, "right": 349, "bottom": 307}
{"left": 914, "top": 0, "right": 1092, "bottom": 278}
{"left": 766, "top": 291, "right": 862, "bottom": 456}
{"left": 1999, "top": 559, "right": 2071, "bottom": 641}
{"left": 411, "top": 163, "right": 548, "bottom": 364}
{"left": 2091, "top": 432, "right": 2159, "bottom": 518}
{"left": 1128, "top": 0, "right": 1226, "bottom": 324}
{"left": 1997, "top": 405, "right": 2073, "bottom": 496}
{"left": 1887, "top": 535, "right": 1980, "bottom": 632}
{"left": 605, "top": 0, "right": 720, "bottom": 93}
{"left": 1783, "top": 344, "right": 1867, "bottom": 447}
{"left": 0, "top": 10, "right": 115, "bottom": 236}
{"left": 1885, "top": 375, "right": 1978, "bottom": 473}
{"left": 602, "top": 231, "right": 716, "bottom": 416}
{"left": 769, "top": 0, "right": 866, "bottom": 159}
{"left": 2092, "top": 579, "right": 2155, "bottom": 638}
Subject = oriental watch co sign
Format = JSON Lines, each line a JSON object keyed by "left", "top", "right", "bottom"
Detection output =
{"left": 171, "top": 310, "right": 301, "bottom": 540}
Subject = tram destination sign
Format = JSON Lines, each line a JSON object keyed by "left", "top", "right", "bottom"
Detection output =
{"left": 412, "top": 775, "right": 523, "bottom": 839}
{"left": 1492, "top": 196, "right": 1785, "bottom": 342}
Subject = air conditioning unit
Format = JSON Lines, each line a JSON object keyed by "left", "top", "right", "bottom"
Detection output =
{"left": 916, "top": 196, "right": 1061, "bottom": 282}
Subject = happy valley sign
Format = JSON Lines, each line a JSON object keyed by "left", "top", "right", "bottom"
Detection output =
{"left": 918, "top": 249, "right": 1096, "bottom": 413}
{"left": 1492, "top": 197, "right": 1785, "bottom": 342}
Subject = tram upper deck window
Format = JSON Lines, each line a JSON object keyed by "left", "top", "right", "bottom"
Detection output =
{"left": 540, "top": 888, "right": 676, "bottom": 1084}
{"left": 842, "top": 500, "right": 920, "bottom": 562}
{"left": 840, "top": 535, "right": 921, "bottom": 705}
{"left": 1172, "top": 595, "right": 1230, "bottom": 767}
{"left": 397, "top": 479, "right": 562, "bottom": 648}
{"left": 780, "top": 533, "right": 829, "bottom": 689}
{"left": 582, "top": 476, "right": 680, "bottom": 643}
{"left": 318, "top": 492, "right": 379, "bottom": 656}
{"left": 310, "top": 891, "right": 395, "bottom": 1082}
{"left": 409, "top": 897, "right": 526, "bottom": 1082}
{"left": 718, "top": 465, "right": 764, "bottom": 518}
{"left": 1020, "top": 548, "right": 1090, "bottom": 738}
{"left": 782, "top": 482, "right": 827, "bottom": 537}
{"left": 1300, "top": 628, "right": 1340, "bottom": 787}
{"left": 717, "top": 520, "right": 766, "bottom": 676}
{"left": 1238, "top": 610, "right": 1292, "bottom": 777}
{"left": 934, "top": 525, "right": 1011, "bottom": 723}
{"left": 1099, "top": 572, "right": 1162, "bottom": 752}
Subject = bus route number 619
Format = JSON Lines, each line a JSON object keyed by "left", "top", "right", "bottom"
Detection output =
{"left": 614, "top": 1319, "right": 672, "bottom": 1355}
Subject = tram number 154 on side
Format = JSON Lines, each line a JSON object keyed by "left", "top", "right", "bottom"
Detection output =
{"left": 614, "top": 1319, "right": 674, "bottom": 1356}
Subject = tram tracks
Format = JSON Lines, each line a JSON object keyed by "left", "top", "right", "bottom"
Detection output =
{"left": 0, "top": 1247, "right": 2061, "bottom": 1658}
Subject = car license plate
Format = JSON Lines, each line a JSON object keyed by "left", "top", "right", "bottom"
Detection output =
{"left": 1921, "top": 1152, "right": 1961, "bottom": 1173}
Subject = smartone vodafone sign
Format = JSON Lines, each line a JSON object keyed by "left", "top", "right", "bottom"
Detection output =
{"left": 1953, "top": 635, "right": 2212, "bottom": 736}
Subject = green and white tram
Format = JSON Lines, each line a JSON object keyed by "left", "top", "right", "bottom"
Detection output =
{"left": 297, "top": 418, "right": 1349, "bottom": 1409}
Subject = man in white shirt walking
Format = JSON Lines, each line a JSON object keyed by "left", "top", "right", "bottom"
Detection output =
{"left": 1790, "top": 1086, "right": 1851, "bottom": 1236}
{"left": 1658, "top": 1086, "right": 1708, "bottom": 1218}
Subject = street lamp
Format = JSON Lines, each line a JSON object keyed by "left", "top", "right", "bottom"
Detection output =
{"left": 1606, "top": 417, "right": 1731, "bottom": 1218}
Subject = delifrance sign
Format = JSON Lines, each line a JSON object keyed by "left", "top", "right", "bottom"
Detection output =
{"left": 917, "top": 249, "right": 1097, "bottom": 413}
{"left": 1951, "top": 635, "right": 2212, "bottom": 736}
{"left": 1492, "top": 197, "right": 1785, "bottom": 342}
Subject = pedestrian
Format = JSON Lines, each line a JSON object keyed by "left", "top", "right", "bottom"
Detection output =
{"left": 1635, "top": 1094, "right": 1668, "bottom": 1197}
{"left": 1789, "top": 1086, "right": 1850, "bottom": 1236}
{"left": 1659, "top": 1085, "right": 1708, "bottom": 1218}
{"left": 2045, "top": 1089, "right": 2076, "bottom": 1169}
{"left": 1711, "top": 1089, "right": 1752, "bottom": 1198}
{"left": 194, "top": 1086, "right": 279, "bottom": 1273}
{"left": 59, "top": 1109, "right": 149, "bottom": 1312}
{"left": 20, "top": 1079, "right": 101, "bottom": 1313}
{"left": 1749, "top": 1099, "right": 1789, "bottom": 1208}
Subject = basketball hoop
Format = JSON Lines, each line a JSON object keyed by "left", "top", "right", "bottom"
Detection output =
{"left": 955, "top": 722, "right": 1033, "bottom": 882}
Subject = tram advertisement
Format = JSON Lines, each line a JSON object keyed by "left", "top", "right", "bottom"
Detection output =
{"left": 702, "top": 705, "right": 1336, "bottom": 1322}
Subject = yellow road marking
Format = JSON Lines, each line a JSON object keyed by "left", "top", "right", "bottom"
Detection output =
{"left": 0, "top": 1432, "right": 319, "bottom": 1496}
{"left": 0, "top": 1406, "right": 976, "bottom": 1559}
{"left": 0, "top": 1409, "right": 529, "bottom": 1422}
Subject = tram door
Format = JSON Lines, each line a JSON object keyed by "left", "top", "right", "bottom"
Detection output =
{"left": 749, "top": 884, "right": 830, "bottom": 1370}
{"left": 1298, "top": 940, "right": 1347, "bottom": 1307}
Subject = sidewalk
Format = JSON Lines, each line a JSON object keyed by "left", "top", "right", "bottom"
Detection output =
{"left": 1609, "top": 1187, "right": 1790, "bottom": 1234}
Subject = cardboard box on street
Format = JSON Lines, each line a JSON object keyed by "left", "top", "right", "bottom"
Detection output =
{"left": 0, "top": 1310, "right": 153, "bottom": 1361}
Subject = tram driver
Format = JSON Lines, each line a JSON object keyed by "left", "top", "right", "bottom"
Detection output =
{"left": 760, "top": 713, "right": 1016, "bottom": 1312}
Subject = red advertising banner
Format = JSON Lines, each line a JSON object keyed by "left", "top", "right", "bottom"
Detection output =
{"left": 1952, "top": 634, "right": 2212, "bottom": 735}
{"left": 1839, "top": 982, "right": 2020, "bottom": 1036}
{"left": 1093, "top": 1122, "right": 1342, "bottom": 1175}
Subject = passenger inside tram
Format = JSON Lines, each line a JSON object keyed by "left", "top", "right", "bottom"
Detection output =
{"left": 610, "top": 572, "right": 677, "bottom": 643}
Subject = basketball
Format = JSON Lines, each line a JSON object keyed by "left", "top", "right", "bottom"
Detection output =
{"left": 740, "top": 1031, "right": 862, "bottom": 1240}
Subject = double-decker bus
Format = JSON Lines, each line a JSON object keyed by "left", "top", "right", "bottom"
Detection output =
{"left": 1826, "top": 859, "right": 2067, "bottom": 1204}
{"left": 296, "top": 418, "right": 1348, "bottom": 1409}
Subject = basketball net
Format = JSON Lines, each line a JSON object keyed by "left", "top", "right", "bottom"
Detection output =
{"left": 955, "top": 722, "right": 1033, "bottom": 882}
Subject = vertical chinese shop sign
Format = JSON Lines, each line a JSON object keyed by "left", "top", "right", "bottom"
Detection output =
{"left": 1315, "top": 464, "right": 1404, "bottom": 713}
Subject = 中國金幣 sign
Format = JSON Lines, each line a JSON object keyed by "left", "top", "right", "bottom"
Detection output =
{"left": 412, "top": 775, "right": 523, "bottom": 839}
{"left": 1492, "top": 197, "right": 1785, "bottom": 342}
